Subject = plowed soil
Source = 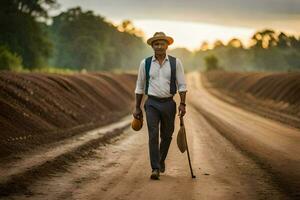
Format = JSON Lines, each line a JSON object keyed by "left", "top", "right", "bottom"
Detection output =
{"left": 0, "top": 72, "right": 136, "bottom": 160}
{"left": 201, "top": 71, "right": 300, "bottom": 128}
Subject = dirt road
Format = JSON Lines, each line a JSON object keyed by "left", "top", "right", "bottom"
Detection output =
{"left": 1, "top": 73, "right": 299, "bottom": 200}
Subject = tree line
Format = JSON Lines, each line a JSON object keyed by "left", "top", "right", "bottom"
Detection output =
{"left": 0, "top": 0, "right": 299, "bottom": 72}
{"left": 170, "top": 30, "right": 300, "bottom": 72}
{"left": 0, "top": 0, "right": 150, "bottom": 71}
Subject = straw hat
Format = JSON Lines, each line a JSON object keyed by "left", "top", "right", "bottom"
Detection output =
{"left": 131, "top": 116, "right": 143, "bottom": 131}
{"left": 147, "top": 32, "right": 174, "bottom": 46}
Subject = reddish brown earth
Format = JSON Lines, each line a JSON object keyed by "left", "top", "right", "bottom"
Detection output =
{"left": 201, "top": 71, "right": 300, "bottom": 129}
{"left": 0, "top": 72, "right": 136, "bottom": 160}
{"left": 0, "top": 71, "right": 299, "bottom": 199}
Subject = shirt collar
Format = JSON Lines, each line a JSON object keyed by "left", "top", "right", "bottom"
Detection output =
{"left": 152, "top": 54, "right": 169, "bottom": 62}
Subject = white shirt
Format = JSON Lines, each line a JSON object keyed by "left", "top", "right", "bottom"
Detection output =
{"left": 135, "top": 55, "right": 187, "bottom": 98}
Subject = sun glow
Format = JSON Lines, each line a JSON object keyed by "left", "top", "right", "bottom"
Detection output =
{"left": 132, "top": 19, "right": 256, "bottom": 51}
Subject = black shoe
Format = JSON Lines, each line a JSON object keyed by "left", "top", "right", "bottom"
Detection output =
{"left": 160, "top": 162, "right": 165, "bottom": 173}
{"left": 150, "top": 169, "right": 160, "bottom": 180}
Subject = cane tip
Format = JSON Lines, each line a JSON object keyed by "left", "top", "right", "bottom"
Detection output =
{"left": 192, "top": 175, "right": 196, "bottom": 178}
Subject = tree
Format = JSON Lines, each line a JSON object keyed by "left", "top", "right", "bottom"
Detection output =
{"left": 277, "top": 32, "right": 290, "bottom": 48}
{"left": 200, "top": 41, "right": 209, "bottom": 51}
{"left": 49, "top": 7, "right": 149, "bottom": 71}
{"left": 213, "top": 40, "right": 225, "bottom": 49}
{"left": 118, "top": 20, "right": 144, "bottom": 37}
{"left": 250, "top": 29, "right": 277, "bottom": 49}
{"left": 49, "top": 7, "right": 109, "bottom": 70}
{"left": 0, "top": 0, "right": 57, "bottom": 19}
{"left": 0, "top": 0, "right": 56, "bottom": 69}
{"left": 227, "top": 38, "right": 244, "bottom": 49}
{"left": 289, "top": 36, "right": 300, "bottom": 49}
{"left": 204, "top": 55, "right": 221, "bottom": 71}
{"left": 0, "top": 45, "right": 23, "bottom": 70}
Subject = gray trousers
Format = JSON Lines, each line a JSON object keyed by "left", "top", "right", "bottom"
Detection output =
{"left": 144, "top": 97, "right": 177, "bottom": 170}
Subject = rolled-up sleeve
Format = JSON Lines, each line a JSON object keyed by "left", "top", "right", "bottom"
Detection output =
{"left": 135, "top": 59, "right": 146, "bottom": 94}
{"left": 176, "top": 58, "right": 187, "bottom": 92}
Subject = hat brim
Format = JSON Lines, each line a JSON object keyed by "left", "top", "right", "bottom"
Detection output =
{"left": 147, "top": 36, "right": 174, "bottom": 46}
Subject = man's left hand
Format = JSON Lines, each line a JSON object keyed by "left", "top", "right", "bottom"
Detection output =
{"left": 178, "top": 103, "right": 186, "bottom": 117}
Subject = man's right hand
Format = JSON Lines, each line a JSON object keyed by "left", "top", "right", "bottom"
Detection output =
{"left": 133, "top": 107, "right": 143, "bottom": 120}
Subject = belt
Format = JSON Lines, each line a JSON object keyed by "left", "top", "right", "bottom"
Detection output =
{"left": 148, "top": 95, "right": 173, "bottom": 102}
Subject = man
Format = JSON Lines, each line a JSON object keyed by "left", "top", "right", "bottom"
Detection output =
{"left": 133, "top": 32, "right": 187, "bottom": 180}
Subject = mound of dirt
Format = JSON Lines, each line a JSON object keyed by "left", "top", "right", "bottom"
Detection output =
{"left": 0, "top": 72, "right": 137, "bottom": 159}
{"left": 201, "top": 71, "right": 300, "bottom": 128}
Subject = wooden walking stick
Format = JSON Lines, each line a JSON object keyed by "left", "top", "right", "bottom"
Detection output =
{"left": 177, "top": 116, "right": 196, "bottom": 178}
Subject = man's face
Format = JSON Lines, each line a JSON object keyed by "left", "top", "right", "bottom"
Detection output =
{"left": 152, "top": 39, "right": 168, "bottom": 55}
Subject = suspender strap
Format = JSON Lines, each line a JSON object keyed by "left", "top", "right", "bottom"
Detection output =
{"left": 145, "top": 56, "right": 152, "bottom": 95}
{"left": 168, "top": 55, "right": 177, "bottom": 95}
{"left": 144, "top": 55, "right": 177, "bottom": 95}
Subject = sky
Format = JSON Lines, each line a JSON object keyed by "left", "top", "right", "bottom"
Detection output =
{"left": 52, "top": 0, "right": 300, "bottom": 51}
